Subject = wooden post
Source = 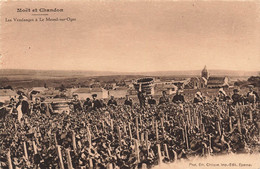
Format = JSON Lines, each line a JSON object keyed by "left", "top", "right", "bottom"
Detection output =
{"left": 54, "top": 133, "right": 58, "bottom": 146}
{"left": 33, "top": 141, "right": 37, "bottom": 154}
{"left": 65, "top": 149, "right": 74, "bottom": 169}
{"left": 134, "top": 139, "right": 140, "bottom": 163}
{"left": 188, "top": 109, "right": 191, "bottom": 125}
{"left": 157, "top": 144, "right": 162, "bottom": 164}
{"left": 142, "top": 163, "right": 147, "bottom": 169}
{"left": 155, "top": 121, "right": 159, "bottom": 142}
{"left": 229, "top": 117, "right": 233, "bottom": 132}
{"left": 200, "top": 123, "right": 205, "bottom": 134}
{"left": 182, "top": 128, "right": 185, "bottom": 143}
{"left": 57, "top": 145, "right": 65, "bottom": 169}
{"left": 7, "top": 150, "right": 13, "bottom": 169}
{"left": 152, "top": 116, "right": 155, "bottom": 130}
{"left": 87, "top": 126, "right": 92, "bottom": 147}
{"left": 139, "top": 115, "right": 143, "bottom": 128}
{"left": 237, "top": 118, "right": 241, "bottom": 134}
{"left": 163, "top": 144, "right": 169, "bottom": 159}
{"left": 208, "top": 135, "right": 212, "bottom": 155}
{"left": 89, "top": 158, "right": 93, "bottom": 169}
{"left": 249, "top": 110, "right": 253, "bottom": 121}
{"left": 161, "top": 117, "right": 165, "bottom": 139}
{"left": 123, "top": 123, "right": 127, "bottom": 134}
{"left": 184, "top": 125, "right": 189, "bottom": 149}
{"left": 217, "top": 121, "right": 221, "bottom": 135}
{"left": 23, "top": 142, "right": 28, "bottom": 160}
{"left": 72, "top": 131, "right": 77, "bottom": 153}
{"left": 172, "top": 150, "right": 177, "bottom": 162}
{"left": 136, "top": 117, "right": 139, "bottom": 141}
{"left": 129, "top": 123, "right": 132, "bottom": 140}
{"left": 102, "top": 120, "right": 105, "bottom": 132}
{"left": 141, "top": 132, "right": 144, "bottom": 146}
{"left": 111, "top": 119, "right": 114, "bottom": 131}
{"left": 145, "top": 131, "right": 149, "bottom": 149}
{"left": 117, "top": 126, "right": 122, "bottom": 146}
{"left": 196, "top": 116, "right": 199, "bottom": 128}
{"left": 165, "top": 113, "right": 168, "bottom": 121}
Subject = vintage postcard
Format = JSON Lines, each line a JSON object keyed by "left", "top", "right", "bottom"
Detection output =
{"left": 0, "top": 1, "right": 260, "bottom": 169}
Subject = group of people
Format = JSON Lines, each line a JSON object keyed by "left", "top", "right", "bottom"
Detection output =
{"left": 0, "top": 85, "right": 259, "bottom": 169}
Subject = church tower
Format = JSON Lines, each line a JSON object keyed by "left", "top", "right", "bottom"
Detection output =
{"left": 201, "top": 65, "right": 209, "bottom": 80}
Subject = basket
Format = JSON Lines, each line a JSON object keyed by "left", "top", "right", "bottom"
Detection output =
{"left": 133, "top": 78, "right": 154, "bottom": 95}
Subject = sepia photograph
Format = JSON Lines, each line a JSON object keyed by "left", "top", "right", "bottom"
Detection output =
{"left": 0, "top": 1, "right": 260, "bottom": 169}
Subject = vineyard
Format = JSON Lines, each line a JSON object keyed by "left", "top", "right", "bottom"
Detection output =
{"left": 0, "top": 99, "right": 259, "bottom": 169}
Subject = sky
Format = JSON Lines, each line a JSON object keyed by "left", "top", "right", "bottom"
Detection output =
{"left": 1, "top": 1, "right": 260, "bottom": 72}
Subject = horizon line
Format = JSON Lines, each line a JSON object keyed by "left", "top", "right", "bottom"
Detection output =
{"left": 1, "top": 68, "right": 260, "bottom": 73}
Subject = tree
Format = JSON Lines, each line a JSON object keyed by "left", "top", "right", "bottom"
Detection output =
{"left": 248, "top": 76, "right": 260, "bottom": 87}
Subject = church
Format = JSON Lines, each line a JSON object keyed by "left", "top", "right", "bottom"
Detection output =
{"left": 185, "top": 66, "right": 229, "bottom": 89}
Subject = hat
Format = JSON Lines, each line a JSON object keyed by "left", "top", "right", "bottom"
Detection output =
{"left": 92, "top": 94, "right": 97, "bottom": 97}
{"left": 73, "top": 94, "right": 78, "bottom": 96}
{"left": 196, "top": 91, "right": 202, "bottom": 97}
{"left": 18, "top": 95, "right": 24, "bottom": 99}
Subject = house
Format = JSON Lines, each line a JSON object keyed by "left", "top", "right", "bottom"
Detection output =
{"left": 109, "top": 87, "right": 128, "bottom": 98}
{"left": 172, "top": 79, "right": 190, "bottom": 89}
{"left": 154, "top": 83, "right": 178, "bottom": 95}
{"left": 207, "top": 77, "right": 229, "bottom": 88}
{"left": 185, "top": 77, "right": 207, "bottom": 89}
{"left": 0, "top": 89, "right": 18, "bottom": 103}
{"left": 72, "top": 88, "right": 108, "bottom": 100}
{"left": 127, "top": 87, "right": 138, "bottom": 96}
{"left": 32, "top": 89, "right": 60, "bottom": 101}
{"left": 29, "top": 87, "right": 48, "bottom": 98}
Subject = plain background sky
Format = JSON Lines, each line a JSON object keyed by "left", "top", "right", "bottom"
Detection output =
{"left": 1, "top": 1, "right": 260, "bottom": 72}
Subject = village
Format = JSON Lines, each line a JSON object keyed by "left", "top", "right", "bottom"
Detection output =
{"left": 0, "top": 66, "right": 231, "bottom": 104}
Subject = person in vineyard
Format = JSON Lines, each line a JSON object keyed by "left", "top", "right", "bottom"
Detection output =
{"left": 172, "top": 89, "right": 185, "bottom": 103}
{"left": 246, "top": 85, "right": 259, "bottom": 103}
{"left": 124, "top": 95, "right": 133, "bottom": 106}
{"left": 137, "top": 84, "right": 146, "bottom": 108}
{"left": 33, "top": 97, "right": 41, "bottom": 113}
{"left": 83, "top": 98, "right": 92, "bottom": 111}
{"left": 92, "top": 94, "right": 102, "bottom": 110}
{"left": 16, "top": 95, "right": 29, "bottom": 115}
{"left": 107, "top": 96, "right": 117, "bottom": 106}
{"left": 159, "top": 91, "right": 169, "bottom": 105}
{"left": 0, "top": 102, "right": 7, "bottom": 119}
{"left": 216, "top": 88, "right": 228, "bottom": 102}
{"left": 39, "top": 97, "right": 53, "bottom": 116}
{"left": 70, "top": 94, "right": 83, "bottom": 112}
{"left": 231, "top": 89, "right": 243, "bottom": 105}
{"left": 193, "top": 91, "right": 203, "bottom": 103}
{"left": 148, "top": 95, "right": 156, "bottom": 106}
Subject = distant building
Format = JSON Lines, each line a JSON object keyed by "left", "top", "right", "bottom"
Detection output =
{"left": 29, "top": 87, "right": 48, "bottom": 100}
{"left": 109, "top": 87, "right": 128, "bottom": 98}
{"left": 207, "top": 77, "right": 229, "bottom": 88}
{"left": 127, "top": 87, "right": 138, "bottom": 96}
{"left": 32, "top": 89, "right": 60, "bottom": 101}
{"left": 185, "top": 77, "right": 207, "bottom": 89}
{"left": 0, "top": 89, "right": 18, "bottom": 103}
{"left": 154, "top": 83, "right": 178, "bottom": 95}
{"left": 72, "top": 87, "right": 108, "bottom": 100}
{"left": 201, "top": 65, "right": 209, "bottom": 80}
{"left": 172, "top": 80, "right": 190, "bottom": 89}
